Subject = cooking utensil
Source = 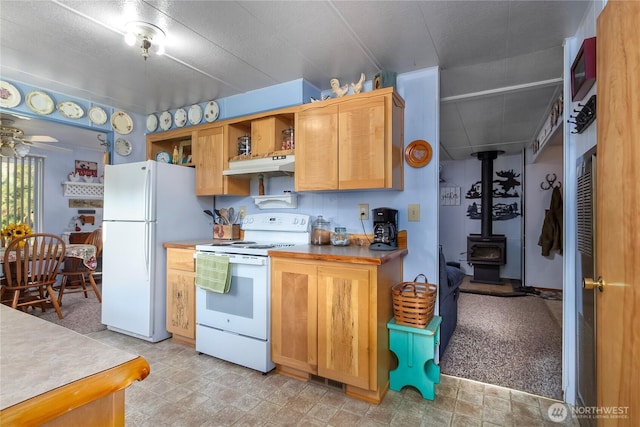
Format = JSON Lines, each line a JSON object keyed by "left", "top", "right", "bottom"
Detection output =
{"left": 204, "top": 209, "right": 215, "bottom": 218}
{"left": 228, "top": 207, "right": 235, "bottom": 224}
{"left": 219, "top": 208, "right": 229, "bottom": 225}
{"left": 213, "top": 209, "right": 224, "bottom": 224}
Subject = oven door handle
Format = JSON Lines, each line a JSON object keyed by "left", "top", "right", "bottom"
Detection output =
{"left": 195, "top": 252, "right": 267, "bottom": 266}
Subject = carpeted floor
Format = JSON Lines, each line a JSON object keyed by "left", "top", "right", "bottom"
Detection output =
{"left": 31, "top": 284, "right": 106, "bottom": 335}
{"left": 440, "top": 292, "right": 563, "bottom": 400}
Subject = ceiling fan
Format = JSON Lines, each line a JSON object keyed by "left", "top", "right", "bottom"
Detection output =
{"left": 0, "top": 117, "right": 71, "bottom": 157}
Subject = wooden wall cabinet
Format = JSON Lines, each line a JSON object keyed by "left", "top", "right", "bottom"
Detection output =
{"left": 166, "top": 248, "right": 197, "bottom": 346}
{"left": 271, "top": 255, "right": 402, "bottom": 404}
{"left": 192, "top": 126, "right": 250, "bottom": 196}
{"left": 295, "top": 87, "right": 404, "bottom": 191}
{"left": 147, "top": 90, "right": 403, "bottom": 194}
{"left": 146, "top": 128, "right": 192, "bottom": 166}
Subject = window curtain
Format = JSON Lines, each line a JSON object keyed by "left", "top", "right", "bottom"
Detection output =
{"left": 1, "top": 155, "right": 44, "bottom": 231}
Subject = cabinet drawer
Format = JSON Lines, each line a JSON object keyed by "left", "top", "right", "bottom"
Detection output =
{"left": 167, "top": 248, "right": 196, "bottom": 271}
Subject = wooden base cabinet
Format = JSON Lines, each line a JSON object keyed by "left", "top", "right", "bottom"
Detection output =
{"left": 271, "top": 256, "right": 402, "bottom": 404}
{"left": 295, "top": 88, "right": 404, "bottom": 192}
{"left": 166, "top": 248, "right": 197, "bottom": 346}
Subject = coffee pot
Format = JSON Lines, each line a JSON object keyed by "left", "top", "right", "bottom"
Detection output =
{"left": 370, "top": 207, "right": 398, "bottom": 251}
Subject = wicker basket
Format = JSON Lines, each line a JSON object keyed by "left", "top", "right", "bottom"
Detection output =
{"left": 391, "top": 274, "right": 437, "bottom": 328}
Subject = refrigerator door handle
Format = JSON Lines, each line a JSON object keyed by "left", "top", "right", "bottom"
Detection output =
{"left": 145, "top": 222, "right": 151, "bottom": 281}
{"left": 145, "top": 167, "right": 152, "bottom": 220}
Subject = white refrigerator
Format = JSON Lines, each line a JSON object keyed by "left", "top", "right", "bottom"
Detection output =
{"left": 101, "top": 160, "right": 211, "bottom": 342}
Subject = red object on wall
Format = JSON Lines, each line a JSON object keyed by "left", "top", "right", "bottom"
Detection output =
{"left": 571, "top": 37, "right": 597, "bottom": 101}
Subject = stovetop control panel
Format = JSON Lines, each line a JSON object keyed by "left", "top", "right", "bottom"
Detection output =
{"left": 241, "top": 213, "right": 310, "bottom": 232}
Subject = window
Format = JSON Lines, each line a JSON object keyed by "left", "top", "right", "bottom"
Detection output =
{"left": 1, "top": 155, "right": 44, "bottom": 231}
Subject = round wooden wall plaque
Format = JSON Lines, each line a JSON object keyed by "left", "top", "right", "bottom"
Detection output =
{"left": 404, "top": 139, "right": 432, "bottom": 168}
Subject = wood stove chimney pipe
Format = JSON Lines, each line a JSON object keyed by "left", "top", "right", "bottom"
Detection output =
{"left": 473, "top": 150, "right": 502, "bottom": 237}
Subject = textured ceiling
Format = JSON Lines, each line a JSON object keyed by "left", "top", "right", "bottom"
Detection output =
{"left": 0, "top": 1, "right": 588, "bottom": 159}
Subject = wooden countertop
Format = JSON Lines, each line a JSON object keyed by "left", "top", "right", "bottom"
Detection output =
{"left": 268, "top": 244, "right": 408, "bottom": 265}
{"left": 163, "top": 239, "right": 215, "bottom": 250}
{"left": 0, "top": 305, "right": 150, "bottom": 425}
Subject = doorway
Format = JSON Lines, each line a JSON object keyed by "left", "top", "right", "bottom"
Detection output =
{"left": 438, "top": 148, "right": 564, "bottom": 400}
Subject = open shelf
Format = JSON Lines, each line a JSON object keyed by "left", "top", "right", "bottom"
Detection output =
{"left": 62, "top": 181, "right": 104, "bottom": 199}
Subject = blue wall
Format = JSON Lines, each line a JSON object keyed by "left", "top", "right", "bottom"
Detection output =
{"left": 4, "top": 68, "right": 441, "bottom": 284}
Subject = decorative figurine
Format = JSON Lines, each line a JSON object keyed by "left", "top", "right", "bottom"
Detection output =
{"left": 330, "top": 78, "right": 349, "bottom": 98}
{"left": 310, "top": 95, "right": 331, "bottom": 103}
{"left": 351, "top": 73, "right": 366, "bottom": 94}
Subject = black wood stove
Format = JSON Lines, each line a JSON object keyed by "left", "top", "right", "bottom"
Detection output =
{"left": 467, "top": 150, "right": 507, "bottom": 285}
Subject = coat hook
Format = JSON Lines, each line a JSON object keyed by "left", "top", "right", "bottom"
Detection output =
{"left": 540, "top": 173, "right": 561, "bottom": 190}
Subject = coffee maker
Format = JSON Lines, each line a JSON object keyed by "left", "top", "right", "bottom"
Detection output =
{"left": 370, "top": 207, "right": 398, "bottom": 251}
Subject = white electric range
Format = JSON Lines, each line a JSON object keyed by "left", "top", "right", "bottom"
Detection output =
{"left": 194, "top": 213, "right": 310, "bottom": 373}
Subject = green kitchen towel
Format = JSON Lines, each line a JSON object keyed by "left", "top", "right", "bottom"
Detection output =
{"left": 195, "top": 253, "right": 231, "bottom": 293}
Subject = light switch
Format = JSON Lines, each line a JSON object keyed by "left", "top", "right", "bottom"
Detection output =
{"left": 408, "top": 204, "right": 420, "bottom": 221}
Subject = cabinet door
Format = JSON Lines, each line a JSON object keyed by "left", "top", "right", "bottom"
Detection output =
{"left": 295, "top": 104, "right": 339, "bottom": 191}
{"left": 166, "top": 268, "right": 196, "bottom": 339}
{"left": 338, "top": 95, "right": 387, "bottom": 190}
{"left": 271, "top": 258, "right": 318, "bottom": 373}
{"left": 193, "top": 126, "right": 224, "bottom": 195}
{"left": 193, "top": 126, "right": 249, "bottom": 196}
{"left": 317, "top": 264, "right": 372, "bottom": 389}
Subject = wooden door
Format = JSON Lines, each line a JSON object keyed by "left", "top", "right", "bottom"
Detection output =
{"left": 595, "top": 2, "right": 640, "bottom": 425}
{"left": 295, "top": 104, "right": 339, "bottom": 191}
{"left": 317, "top": 264, "right": 372, "bottom": 389}
{"left": 338, "top": 95, "right": 386, "bottom": 190}
{"left": 270, "top": 258, "right": 318, "bottom": 374}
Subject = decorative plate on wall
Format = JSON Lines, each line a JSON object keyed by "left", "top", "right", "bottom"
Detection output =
{"left": 26, "top": 90, "right": 55, "bottom": 115}
{"left": 159, "top": 111, "right": 172, "bottom": 131}
{"left": 111, "top": 111, "right": 133, "bottom": 135}
{"left": 146, "top": 114, "right": 158, "bottom": 132}
{"left": 174, "top": 108, "right": 187, "bottom": 128}
{"left": 115, "top": 137, "right": 132, "bottom": 156}
{"left": 404, "top": 139, "right": 432, "bottom": 168}
{"left": 188, "top": 104, "right": 202, "bottom": 125}
{"left": 204, "top": 100, "right": 219, "bottom": 122}
{"left": 57, "top": 101, "right": 85, "bottom": 119}
{"left": 88, "top": 106, "right": 108, "bottom": 125}
{"left": 0, "top": 80, "right": 21, "bottom": 108}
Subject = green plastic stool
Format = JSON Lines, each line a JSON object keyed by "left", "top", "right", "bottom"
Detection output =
{"left": 387, "top": 316, "right": 442, "bottom": 400}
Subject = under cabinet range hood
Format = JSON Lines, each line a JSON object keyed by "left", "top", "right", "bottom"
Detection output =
{"left": 222, "top": 154, "right": 295, "bottom": 176}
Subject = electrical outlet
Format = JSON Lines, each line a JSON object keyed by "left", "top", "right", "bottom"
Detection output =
{"left": 238, "top": 206, "right": 247, "bottom": 220}
{"left": 408, "top": 204, "right": 420, "bottom": 221}
{"left": 358, "top": 204, "right": 369, "bottom": 220}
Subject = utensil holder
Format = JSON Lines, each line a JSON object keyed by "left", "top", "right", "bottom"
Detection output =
{"left": 213, "top": 224, "right": 240, "bottom": 240}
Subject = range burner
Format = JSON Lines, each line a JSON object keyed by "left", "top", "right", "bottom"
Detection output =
{"left": 245, "top": 244, "right": 275, "bottom": 249}
{"left": 196, "top": 213, "right": 311, "bottom": 256}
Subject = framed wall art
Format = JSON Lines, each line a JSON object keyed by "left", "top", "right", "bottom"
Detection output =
{"left": 75, "top": 160, "right": 98, "bottom": 177}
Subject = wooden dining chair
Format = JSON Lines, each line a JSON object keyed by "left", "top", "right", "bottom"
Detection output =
{"left": 57, "top": 228, "right": 103, "bottom": 304}
{"left": 0, "top": 233, "right": 66, "bottom": 319}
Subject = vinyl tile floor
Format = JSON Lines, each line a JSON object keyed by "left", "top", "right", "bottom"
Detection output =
{"left": 88, "top": 329, "right": 579, "bottom": 427}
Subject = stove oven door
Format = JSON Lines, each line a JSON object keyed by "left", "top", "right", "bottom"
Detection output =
{"left": 196, "top": 253, "right": 269, "bottom": 340}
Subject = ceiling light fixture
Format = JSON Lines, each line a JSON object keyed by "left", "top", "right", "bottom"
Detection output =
{"left": 0, "top": 120, "right": 30, "bottom": 158}
{"left": 124, "top": 21, "right": 166, "bottom": 60}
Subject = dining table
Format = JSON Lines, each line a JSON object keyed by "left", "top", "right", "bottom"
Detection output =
{"left": 0, "top": 243, "right": 97, "bottom": 270}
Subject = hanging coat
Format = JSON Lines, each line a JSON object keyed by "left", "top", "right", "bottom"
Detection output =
{"left": 538, "top": 186, "right": 563, "bottom": 256}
